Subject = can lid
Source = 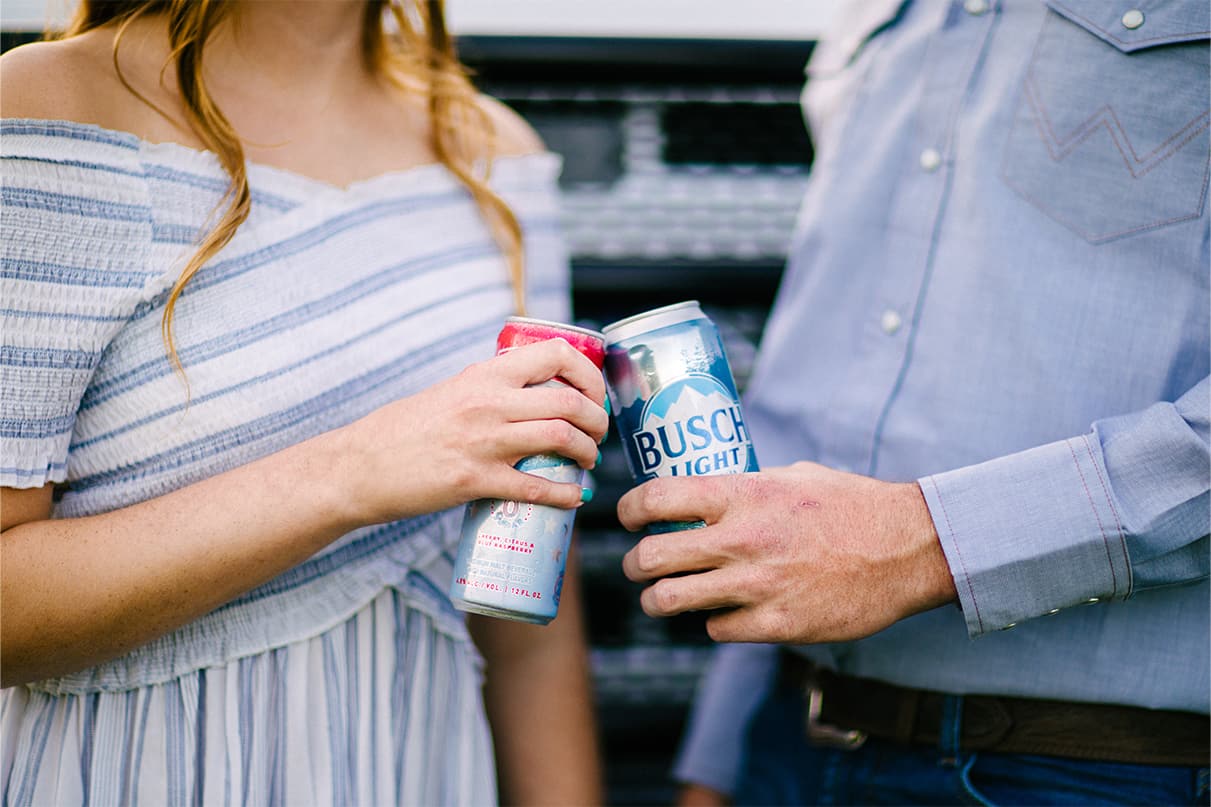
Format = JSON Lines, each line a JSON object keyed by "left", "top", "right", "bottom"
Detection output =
{"left": 498, "top": 317, "right": 606, "bottom": 368}
{"left": 503, "top": 317, "right": 606, "bottom": 342}
{"left": 601, "top": 301, "right": 705, "bottom": 344}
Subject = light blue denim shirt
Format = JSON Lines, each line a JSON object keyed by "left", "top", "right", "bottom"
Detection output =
{"left": 675, "top": 0, "right": 1209, "bottom": 794}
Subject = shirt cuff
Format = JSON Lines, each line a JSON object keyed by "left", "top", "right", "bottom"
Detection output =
{"left": 919, "top": 434, "right": 1132, "bottom": 638}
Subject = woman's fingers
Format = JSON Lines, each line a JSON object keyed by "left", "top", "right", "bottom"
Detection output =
{"left": 494, "top": 339, "right": 606, "bottom": 405}
{"left": 501, "top": 385, "right": 609, "bottom": 446}
{"left": 483, "top": 339, "right": 609, "bottom": 467}
{"left": 481, "top": 465, "right": 589, "bottom": 510}
{"left": 500, "top": 419, "right": 601, "bottom": 470}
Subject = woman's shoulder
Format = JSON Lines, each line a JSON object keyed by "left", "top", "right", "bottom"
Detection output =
{"left": 0, "top": 33, "right": 173, "bottom": 192}
{"left": 1, "top": 30, "right": 170, "bottom": 140}
{"left": 3, "top": 34, "right": 112, "bottom": 122}
{"left": 476, "top": 94, "right": 546, "bottom": 158}
{"left": 2, "top": 40, "right": 160, "bottom": 265}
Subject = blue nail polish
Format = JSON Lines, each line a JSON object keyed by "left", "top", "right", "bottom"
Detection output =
{"left": 595, "top": 450, "right": 602, "bottom": 467}
{"left": 580, "top": 487, "right": 594, "bottom": 503}
{"left": 604, "top": 396, "right": 612, "bottom": 416}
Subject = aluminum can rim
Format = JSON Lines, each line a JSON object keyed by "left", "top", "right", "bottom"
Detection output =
{"left": 601, "top": 300, "right": 704, "bottom": 343}
{"left": 504, "top": 316, "right": 605, "bottom": 342}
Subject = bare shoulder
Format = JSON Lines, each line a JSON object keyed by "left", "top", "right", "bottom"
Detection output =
{"left": 0, "top": 28, "right": 171, "bottom": 140}
{"left": 0, "top": 34, "right": 120, "bottom": 122}
{"left": 477, "top": 94, "right": 546, "bottom": 157}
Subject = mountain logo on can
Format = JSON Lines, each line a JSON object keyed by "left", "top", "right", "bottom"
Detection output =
{"left": 633, "top": 374, "right": 754, "bottom": 478}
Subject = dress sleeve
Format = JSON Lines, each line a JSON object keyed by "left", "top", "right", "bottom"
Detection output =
{"left": 920, "top": 376, "right": 1210, "bottom": 637}
{"left": 1, "top": 129, "right": 154, "bottom": 488}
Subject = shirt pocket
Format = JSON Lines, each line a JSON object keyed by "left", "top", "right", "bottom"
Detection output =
{"left": 1001, "top": 0, "right": 1210, "bottom": 243}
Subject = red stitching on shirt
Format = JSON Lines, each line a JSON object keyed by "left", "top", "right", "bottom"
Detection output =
{"left": 1066, "top": 438, "right": 1120, "bottom": 598}
{"left": 926, "top": 476, "right": 984, "bottom": 634}
{"left": 1082, "top": 434, "right": 1131, "bottom": 597}
{"left": 1024, "top": 74, "right": 1211, "bottom": 179}
{"left": 1001, "top": 167, "right": 1209, "bottom": 242}
{"left": 1005, "top": 75, "right": 1211, "bottom": 242}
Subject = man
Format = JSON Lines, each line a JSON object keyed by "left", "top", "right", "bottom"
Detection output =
{"left": 617, "top": 0, "right": 1210, "bottom": 803}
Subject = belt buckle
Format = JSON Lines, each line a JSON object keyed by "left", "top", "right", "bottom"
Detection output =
{"left": 806, "top": 685, "right": 867, "bottom": 750}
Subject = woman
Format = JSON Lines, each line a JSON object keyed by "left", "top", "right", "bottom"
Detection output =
{"left": 0, "top": 1, "right": 604, "bottom": 803}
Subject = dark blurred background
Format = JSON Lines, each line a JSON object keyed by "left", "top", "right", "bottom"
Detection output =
{"left": 459, "top": 34, "right": 816, "bottom": 804}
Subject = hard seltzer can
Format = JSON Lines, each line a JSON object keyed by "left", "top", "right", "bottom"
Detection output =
{"left": 602, "top": 301, "right": 758, "bottom": 532}
{"left": 449, "top": 317, "right": 606, "bottom": 624}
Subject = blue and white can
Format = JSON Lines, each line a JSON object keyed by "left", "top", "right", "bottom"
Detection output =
{"left": 449, "top": 445, "right": 582, "bottom": 624}
{"left": 449, "top": 317, "right": 606, "bottom": 624}
{"left": 603, "top": 301, "right": 759, "bottom": 532}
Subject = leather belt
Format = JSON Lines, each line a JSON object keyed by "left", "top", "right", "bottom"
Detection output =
{"left": 779, "top": 651, "right": 1210, "bottom": 767}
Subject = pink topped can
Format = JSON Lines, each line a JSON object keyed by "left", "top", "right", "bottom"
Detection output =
{"left": 496, "top": 316, "right": 607, "bottom": 365}
{"left": 449, "top": 317, "right": 606, "bottom": 624}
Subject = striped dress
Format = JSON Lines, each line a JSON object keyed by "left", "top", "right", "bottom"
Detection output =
{"left": 0, "top": 119, "right": 570, "bottom": 806}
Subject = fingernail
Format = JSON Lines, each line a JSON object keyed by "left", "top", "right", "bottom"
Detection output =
{"left": 580, "top": 487, "right": 594, "bottom": 503}
{"left": 604, "top": 396, "right": 612, "bottom": 416}
{"left": 595, "top": 450, "right": 602, "bottom": 468}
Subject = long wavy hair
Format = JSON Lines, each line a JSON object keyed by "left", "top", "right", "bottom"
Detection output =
{"left": 59, "top": 0, "right": 526, "bottom": 374}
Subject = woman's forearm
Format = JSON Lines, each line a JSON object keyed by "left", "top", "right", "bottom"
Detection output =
{"left": 0, "top": 425, "right": 362, "bottom": 687}
{"left": 0, "top": 340, "right": 608, "bottom": 687}
{"left": 471, "top": 550, "right": 603, "bottom": 806}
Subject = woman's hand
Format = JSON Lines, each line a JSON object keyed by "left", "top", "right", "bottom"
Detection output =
{"left": 341, "top": 338, "right": 609, "bottom": 524}
{"left": 0, "top": 338, "right": 608, "bottom": 685}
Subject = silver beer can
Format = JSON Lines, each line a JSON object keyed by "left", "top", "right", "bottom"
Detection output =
{"left": 603, "top": 301, "right": 759, "bottom": 532}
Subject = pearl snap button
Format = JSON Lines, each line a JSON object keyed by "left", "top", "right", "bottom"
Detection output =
{"left": 919, "top": 147, "right": 942, "bottom": 172}
{"left": 1121, "top": 9, "right": 1144, "bottom": 29}
{"left": 964, "top": 0, "right": 990, "bottom": 15}
{"left": 880, "top": 310, "right": 903, "bottom": 335}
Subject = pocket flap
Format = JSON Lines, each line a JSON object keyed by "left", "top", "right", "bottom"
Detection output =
{"left": 1044, "top": 0, "right": 1209, "bottom": 52}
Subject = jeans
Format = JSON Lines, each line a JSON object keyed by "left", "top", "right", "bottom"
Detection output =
{"left": 735, "top": 685, "right": 1210, "bottom": 806}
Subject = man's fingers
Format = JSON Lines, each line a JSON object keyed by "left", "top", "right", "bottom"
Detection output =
{"left": 622, "top": 527, "right": 729, "bottom": 583}
{"left": 616, "top": 476, "right": 729, "bottom": 532}
{"left": 703, "top": 605, "right": 795, "bottom": 644}
{"left": 638, "top": 569, "right": 745, "bottom": 617}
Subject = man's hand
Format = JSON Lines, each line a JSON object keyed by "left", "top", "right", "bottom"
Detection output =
{"left": 617, "top": 462, "right": 958, "bottom": 644}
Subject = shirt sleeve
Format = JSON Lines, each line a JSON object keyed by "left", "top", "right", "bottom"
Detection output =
{"left": 920, "top": 376, "right": 1210, "bottom": 637}
{"left": 671, "top": 642, "right": 780, "bottom": 796}
{"left": 1, "top": 134, "right": 154, "bottom": 489}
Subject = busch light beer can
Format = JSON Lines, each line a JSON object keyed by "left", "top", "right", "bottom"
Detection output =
{"left": 449, "top": 317, "right": 606, "bottom": 624}
{"left": 603, "top": 301, "right": 758, "bottom": 533}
